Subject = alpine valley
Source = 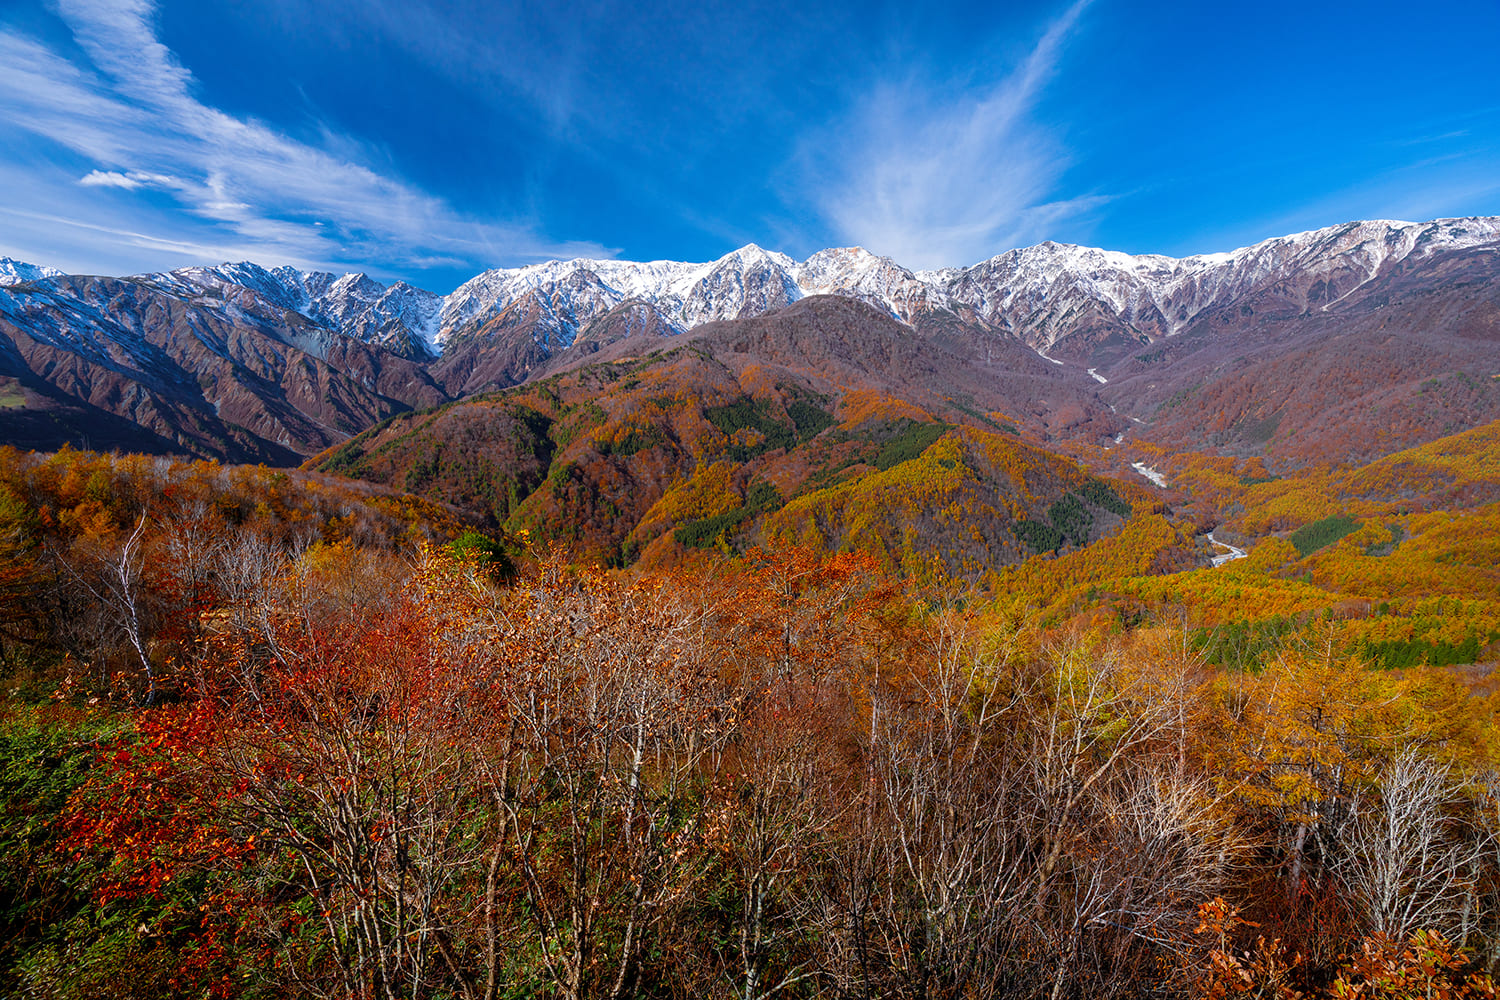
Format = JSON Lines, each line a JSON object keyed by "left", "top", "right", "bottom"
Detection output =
{"left": 4, "top": 214, "right": 1499, "bottom": 577}
{"left": 5, "top": 214, "right": 1500, "bottom": 998}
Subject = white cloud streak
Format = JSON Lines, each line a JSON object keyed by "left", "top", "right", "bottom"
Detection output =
{"left": 78, "top": 170, "right": 142, "bottom": 189}
{"left": 803, "top": 0, "right": 1103, "bottom": 269}
{"left": 0, "top": 0, "right": 610, "bottom": 279}
{"left": 78, "top": 169, "right": 175, "bottom": 189}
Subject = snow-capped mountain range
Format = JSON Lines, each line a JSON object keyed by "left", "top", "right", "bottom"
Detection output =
{"left": 4, "top": 216, "right": 1497, "bottom": 363}
{"left": 934, "top": 216, "right": 1500, "bottom": 347}
{"left": 2, "top": 214, "right": 1497, "bottom": 466}
{"left": 132, "top": 262, "right": 447, "bottom": 359}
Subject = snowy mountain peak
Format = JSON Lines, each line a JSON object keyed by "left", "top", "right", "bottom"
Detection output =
{"left": 0, "top": 257, "right": 66, "bottom": 286}
{"left": 719, "top": 243, "right": 798, "bottom": 270}
{"left": 428, "top": 217, "right": 1498, "bottom": 355}
{"left": 795, "top": 246, "right": 948, "bottom": 322}
{"left": 797, "top": 246, "right": 891, "bottom": 280}
{"left": 438, "top": 243, "right": 810, "bottom": 348}
{"left": 326, "top": 272, "right": 383, "bottom": 301}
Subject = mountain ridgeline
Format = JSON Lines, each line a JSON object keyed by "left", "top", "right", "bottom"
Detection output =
{"left": 0, "top": 216, "right": 1496, "bottom": 473}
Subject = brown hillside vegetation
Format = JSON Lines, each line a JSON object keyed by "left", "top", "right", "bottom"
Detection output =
{"left": 1107, "top": 246, "right": 1500, "bottom": 468}
{"left": 0, "top": 276, "right": 447, "bottom": 463}
{"left": 308, "top": 309, "right": 1173, "bottom": 580}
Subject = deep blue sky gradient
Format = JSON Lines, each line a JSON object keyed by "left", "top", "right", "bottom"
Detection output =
{"left": 1, "top": 0, "right": 1496, "bottom": 291}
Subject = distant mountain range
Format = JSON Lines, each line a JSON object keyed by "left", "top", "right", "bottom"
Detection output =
{"left": 0, "top": 217, "right": 1496, "bottom": 464}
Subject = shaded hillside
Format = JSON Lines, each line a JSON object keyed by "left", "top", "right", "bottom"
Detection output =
{"left": 545, "top": 296, "right": 1121, "bottom": 443}
{"left": 0, "top": 276, "right": 449, "bottom": 463}
{"left": 1096, "top": 241, "right": 1500, "bottom": 467}
{"left": 310, "top": 298, "right": 1179, "bottom": 579}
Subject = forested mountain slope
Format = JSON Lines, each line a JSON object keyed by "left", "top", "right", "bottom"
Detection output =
{"left": 310, "top": 296, "right": 1183, "bottom": 577}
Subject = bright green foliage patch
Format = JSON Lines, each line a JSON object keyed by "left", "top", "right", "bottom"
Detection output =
{"left": 1362, "top": 629, "right": 1499, "bottom": 670}
{"left": 874, "top": 421, "right": 951, "bottom": 471}
{"left": 1078, "top": 479, "right": 1131, "bottom": 518}
{"left": 1290, "top": 513, "right": 1360, "bottom": 557}
{"left": 0, "top": 710, "right": 127, "bottom": 995}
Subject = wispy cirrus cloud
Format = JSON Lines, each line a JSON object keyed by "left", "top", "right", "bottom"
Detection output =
{"left": 798, "top": 0, "right": 1104, "bottom": 269}
{"left": 0, "top": 0, "right": 609, "bottom": 282}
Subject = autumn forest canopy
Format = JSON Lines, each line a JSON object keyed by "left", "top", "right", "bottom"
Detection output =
{"left": 2, "top": 234, "right": 1500, "bottom": 999}
{"left": 0, "top": 375, "right": 1497, "bottom": 1000}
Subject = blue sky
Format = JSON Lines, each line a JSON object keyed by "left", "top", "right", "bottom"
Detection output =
{"left": 1, "top": 0, "right": 1497, "bottom": 292}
